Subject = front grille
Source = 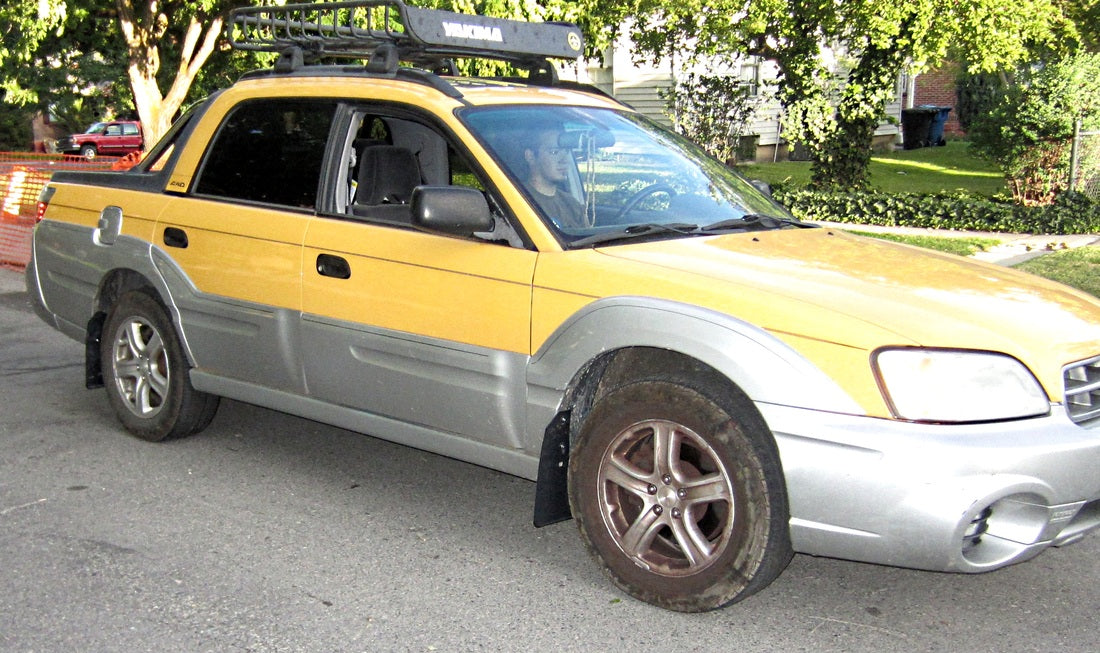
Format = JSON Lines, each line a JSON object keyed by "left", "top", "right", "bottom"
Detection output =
{"left": 1064, "top": 355, "right": 1100, "bottom": 424}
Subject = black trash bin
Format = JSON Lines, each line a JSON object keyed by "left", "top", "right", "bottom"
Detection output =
{"left": 901, "top": 107, "right": 938, "bottom": 150}
{"left": 923, "top": 105, "right": 952, "bottom": 146}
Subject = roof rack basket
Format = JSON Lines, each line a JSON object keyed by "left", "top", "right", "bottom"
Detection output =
{"left": 229, "top": 0, "right": 584, "bottom": 74}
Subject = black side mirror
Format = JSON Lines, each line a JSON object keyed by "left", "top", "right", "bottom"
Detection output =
{"left": 411, "top": 186, "right": 494, "bottom": 237}
{"left": 749, "top": 179, "right": 773, "bottom": 197}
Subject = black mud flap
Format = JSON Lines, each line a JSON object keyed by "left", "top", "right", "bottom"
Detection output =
{"left": 85, "top": 313, "right": 105, "bottom": 389}
{"left": 533, "top": 410, "right": 572, "bottom": 527}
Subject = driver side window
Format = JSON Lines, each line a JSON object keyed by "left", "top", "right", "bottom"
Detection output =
{"left": 335, "top": 108, "right": 524, "bottom": 248}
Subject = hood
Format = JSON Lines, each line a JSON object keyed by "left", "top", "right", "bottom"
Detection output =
{"left": 594, "top": 228, "right": 1100, "bottom": 391}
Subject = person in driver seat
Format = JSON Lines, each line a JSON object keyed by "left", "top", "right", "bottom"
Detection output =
{"left": 523, "top": 126, "right": 585, "bottom": 229}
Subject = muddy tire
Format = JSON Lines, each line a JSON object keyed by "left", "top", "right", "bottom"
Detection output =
{"left": 569, "top": 379, "right": 792, "bottom": 611}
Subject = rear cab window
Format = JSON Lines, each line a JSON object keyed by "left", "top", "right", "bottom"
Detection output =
{"left": 193, "top": 99, "right": 338, "bottom": 210}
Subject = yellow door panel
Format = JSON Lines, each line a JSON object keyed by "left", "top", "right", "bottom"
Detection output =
{"left": 303, "top": 219, "right": 534, "bottom": 353}
{"left": 157, "top": 197, "right": 309, "bottom": 309}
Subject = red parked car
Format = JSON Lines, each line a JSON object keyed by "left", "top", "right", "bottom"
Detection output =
{"left": 56, "top": 120, "right": 144, "bottom": 160}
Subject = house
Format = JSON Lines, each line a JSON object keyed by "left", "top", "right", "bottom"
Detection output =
{"left": 905, "top": 61, "right": 965, "bottom": 138}
{"left": 571, "top": 37, "right": 905, "bottom": 162}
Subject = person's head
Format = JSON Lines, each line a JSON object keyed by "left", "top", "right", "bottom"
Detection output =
{"left": 524, "top": 127, "right": 571, "bottom": 191}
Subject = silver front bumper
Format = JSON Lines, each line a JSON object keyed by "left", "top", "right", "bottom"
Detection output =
{"left": 761, "top": 402, "right": 1100, "bottom": 573}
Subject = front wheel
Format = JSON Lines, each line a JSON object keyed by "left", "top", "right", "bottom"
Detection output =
{"left": 569, "top": 380, "right": 792, "bottom": 611}
{"left": 80, "top": 144, "right": 97, "bottom": 160}
{"left": 101, "top": 291, "right": 219, "bottom": 441}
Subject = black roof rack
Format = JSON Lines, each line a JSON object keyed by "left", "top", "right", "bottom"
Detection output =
{"left": 229, "top": 0, "right": 585, "bottom": 76}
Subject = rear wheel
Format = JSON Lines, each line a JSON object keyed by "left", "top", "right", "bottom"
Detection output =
{"left": 569, "top": 379, "right": 792, "bottom": 611}
{"left": 101, "top": 291, "right": 219, "bottom": 441}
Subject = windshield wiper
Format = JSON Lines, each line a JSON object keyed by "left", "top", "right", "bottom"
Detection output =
{"left": 569, "top": 222, "right": 699, "bottom": 248}
{"left": 568, "top": 215, "right": 812, "bottom": 248}
{"left": 696, "top": 214, "right": 812, "bottom": 234}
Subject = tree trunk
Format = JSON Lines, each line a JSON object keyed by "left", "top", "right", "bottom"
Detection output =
{"left": 117, "top": 1, "right": 223, "bottom": 149}
{"left": 809, "top": 41, "right": 908, "bottom": 190}
{"left": 810, "top": 113, "right": 877, "bottom": 189}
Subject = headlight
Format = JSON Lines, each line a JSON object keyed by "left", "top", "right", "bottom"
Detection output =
{"left": 873, "top": 348, "right": 1050, "bottom": 423}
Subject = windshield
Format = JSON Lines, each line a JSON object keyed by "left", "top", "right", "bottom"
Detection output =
{"left": 461, "top": 105, "right": 795, "bottom": 247}
{"left": 84, "top": 122, "right": 107, "bottom": 134}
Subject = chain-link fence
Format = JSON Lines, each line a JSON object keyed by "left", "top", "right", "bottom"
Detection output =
{"left": 1069, "top": 121, "right": 1100, "bottom": 201}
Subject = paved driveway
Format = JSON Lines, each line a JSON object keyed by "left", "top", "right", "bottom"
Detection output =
{"left": 3, "top": 267, "right": 1098, "bottom": 652}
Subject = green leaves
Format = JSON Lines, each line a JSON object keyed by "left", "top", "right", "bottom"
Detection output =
{"left": 773, "top": 187, "right": 1100, "bottom": 234}
{"left": 661, "top": 73, "right": 765, "bottom": 163}
{"left": 583, "top": 0, "right": 1083, "bottom": 191}
{"left": 0, "top": 0, "right": 68, "bottom": 103}
{"left": 968, "top": 52, "right": 1100, "bottom": 204}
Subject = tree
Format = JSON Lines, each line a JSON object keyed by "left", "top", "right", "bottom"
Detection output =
{"left": 661, "top": 72, "right": 765, "bottom": 164}
{"left": 968, "top": 52, "right": 1100, "bottom": 204}
{"left": 0, "top": 1, "right": 69, "bottom": 106}
{"left": 1058, "top": 0, "right": 1100, "bottom": 52}
{"left": 0, "top": 105, "right": 35, "bottom": 151}
{"left": 2, "top": 2, "right": 127, "bottom": 128}
{"left": 1, "top": 1, "right": 247, "bottom": 149}
{"left": 3, "top": 1, "right": 605, "bottom": 150}
{"left": 586, "top": 0, "right": 1072, "bottom": 189}
{"left": 117, "top": 1, "right": 227, "bottom": 148}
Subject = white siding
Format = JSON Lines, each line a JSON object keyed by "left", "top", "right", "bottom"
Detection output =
{"left": 591, "top": 39, "right": 903, "bottom": 155}
{"left": 609, "top": 44, "right": 675, "bottom": 128}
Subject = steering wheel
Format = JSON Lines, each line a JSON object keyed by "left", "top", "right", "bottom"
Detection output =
{"left": 614, "top": 183, "right": 676, "bottom": 221}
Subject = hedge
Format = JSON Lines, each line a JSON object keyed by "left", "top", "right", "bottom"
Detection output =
{"left": 772, "top": 187, "right": 1100, "bottom": 234}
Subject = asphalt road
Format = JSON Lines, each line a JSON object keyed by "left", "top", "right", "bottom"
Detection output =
{"left": 3, "top": 266, "right": 1098, "bottom": 652}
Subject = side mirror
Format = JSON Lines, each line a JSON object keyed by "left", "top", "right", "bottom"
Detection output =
{"left": 749, "top": 179, "right": 773, "bottom": 197}
{"left": 411, "top": 186, "right": 494, "bottom": 237}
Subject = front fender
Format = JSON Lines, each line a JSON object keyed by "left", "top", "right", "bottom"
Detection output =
{"left": 525, "top": 296, "right": 864, "bottom": 449}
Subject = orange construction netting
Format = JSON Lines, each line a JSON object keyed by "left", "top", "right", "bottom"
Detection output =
{"left": 0, "top": 152, "right": 139, "bottom": 270}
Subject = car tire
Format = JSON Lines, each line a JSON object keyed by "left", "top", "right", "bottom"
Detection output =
{"left": 80, "top": 144, "right": 97, "bottom": 160}
{"left": 568, "top": 379, "right": 792, "bottom": 612}
{"left": 101, "top": 290, "right": 219, "bottom": 442}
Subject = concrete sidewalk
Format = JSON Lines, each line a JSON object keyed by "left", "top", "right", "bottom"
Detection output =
{"left": 816, "top": 221, "right": 1100, "bottom": 266}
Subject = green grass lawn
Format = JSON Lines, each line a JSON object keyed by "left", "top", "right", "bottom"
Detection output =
{"left": 852, "top": 230, "right": 1100, "bottom": 298}
{"left": 1015, "top": 247, "right": 1100, "bottom": 298}
{"left": 735, "top": 139, "right": 1100, "bottom": 297}
{"left": 739, "top": 140, "right": 1007, "bottom": 196}
{"left": 847, "top": 230, "right": 1001, "bottom": 256}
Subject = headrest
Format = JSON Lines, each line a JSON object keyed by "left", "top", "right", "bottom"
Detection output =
{"left": 357, "top": 146, "right": 422, "bottom": 205}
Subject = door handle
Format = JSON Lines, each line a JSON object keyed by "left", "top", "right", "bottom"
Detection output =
{"left": 316, "top": 254, "right": 351, "bottom": 279}
{"left": 163, "top": 227, "right": 188, "bottom": 248}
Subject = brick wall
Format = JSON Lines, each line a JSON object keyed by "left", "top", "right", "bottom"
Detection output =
{"left": 914, "top": 62, "right": 965, "bottom": 137}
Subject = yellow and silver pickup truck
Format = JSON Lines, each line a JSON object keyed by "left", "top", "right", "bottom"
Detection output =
{"left": 24, "top": 0, "right": 1100, "bottom": 612}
